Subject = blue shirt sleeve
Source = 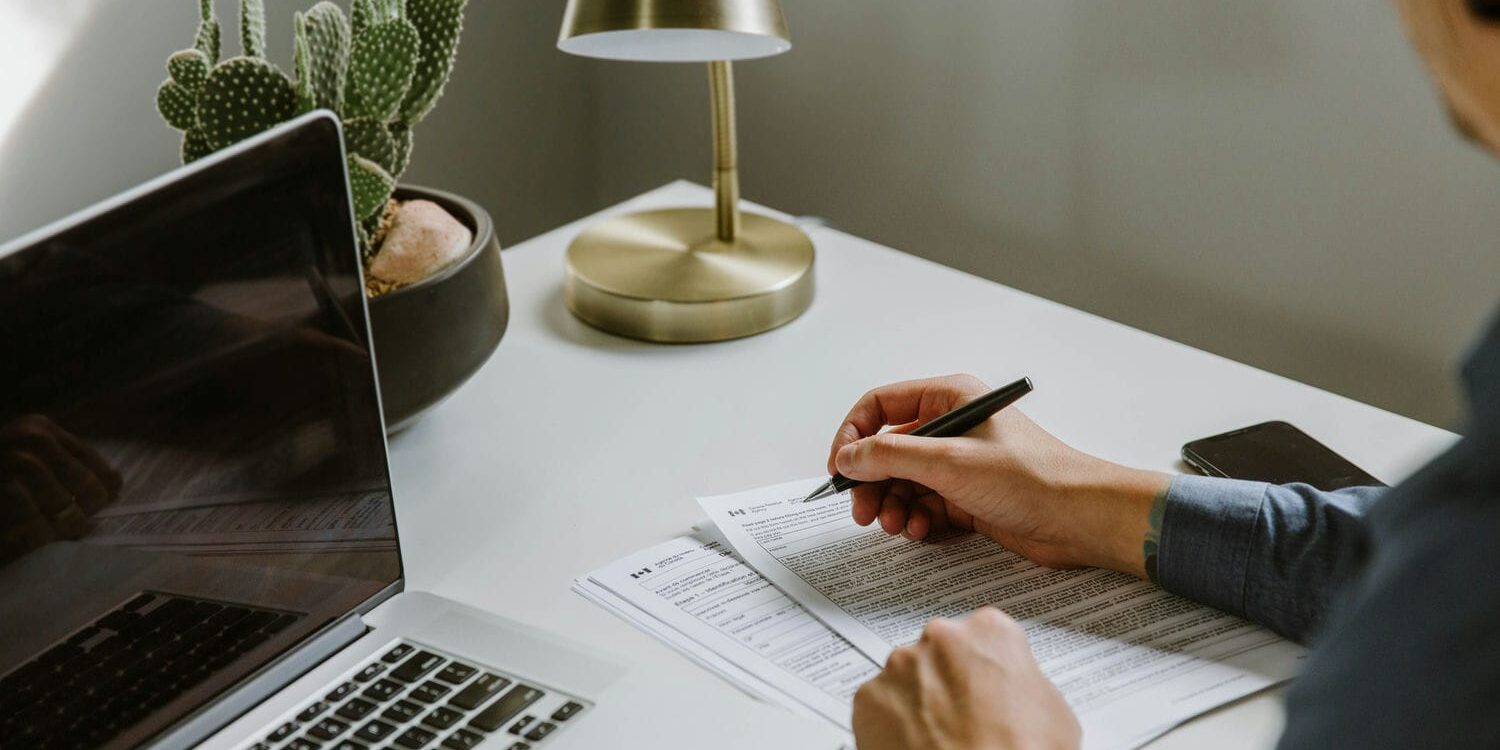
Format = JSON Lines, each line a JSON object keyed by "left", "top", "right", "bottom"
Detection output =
{"left": 1155, "top": 474, "right": 1386, "bottom": 643}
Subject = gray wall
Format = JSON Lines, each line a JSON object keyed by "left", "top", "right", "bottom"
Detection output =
{"left": 0, "top": 0, "right": 595, "bottom": 245}
{"left": 4, "top": 1, "right": 1497, "bottom": 427}
{"left": 584, "top": 2, "right": 1500, "bottom": 428}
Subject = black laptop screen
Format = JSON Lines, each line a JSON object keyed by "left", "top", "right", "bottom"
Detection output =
{"left": 0, "top": 117, "right": 399, "bottom": 747}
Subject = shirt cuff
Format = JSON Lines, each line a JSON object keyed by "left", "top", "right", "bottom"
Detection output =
{"left": 1155, "top": 474, "right": 1270, "bottom": 619}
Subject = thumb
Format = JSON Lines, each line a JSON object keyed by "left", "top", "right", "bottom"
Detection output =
{"left": 836, "top": 433, "right": 959, "bottom": 490}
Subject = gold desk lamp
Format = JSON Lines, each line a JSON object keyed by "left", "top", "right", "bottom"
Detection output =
{"left": 558, "top": 0, "right": 814, "bottom": 343}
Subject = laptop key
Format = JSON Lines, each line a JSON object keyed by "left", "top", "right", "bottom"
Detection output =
{"left": 307, "top": 714, "right": 351, "bottom": 744}
{"left": 382, "top": 699, "right": 423, "bottom": 724}
{"left": 449, "top": 673, "right": 511, "bottom": 710}
{"left": 507, "top": 715, "right": 534, "bottom": 735}
{"left": 523, "top": 722, "right": 556, "bottom": 742}
{"left": 267, "top": 721, "right": 298, "bottom": 742}
{"left": 360, "top": 678, "right": 403, "bottom": 702}
{"left": 354, "top": 663, "right": 387, "bottom": 682}
{"left": 550, "top": 701, "right": 582, "bottom": 722}
{"left": 204, "top": 606, "right": 251, "bottom": 631}
{"left": 390, "top": 651, "right": 446, "bottom": 684}
{"left": 505, "top": 743, "right": 530, "bottom": 750}
{"left": 98, "top": 611, "right": 141, "bottom": 633}
{"left": 298, "top": 702, "right": 328, "bottom": 722}
{"left": 66, "top": 627, "right": 103, "bottom": 648}
{"left": 440, "top": 729, "right": 486, "bottom": 750}
{"left": 420, "top": 706, "right": 463, "bottom": 730}
{"left": 307, "top": 717, "right": 350, "bottom": 741}
{"left": 264, "top": 614, "right": 298, "bottom": 634}
{"left": 325, "top": 682, "right": 357, "bottom": 702}
{"left": 394, "top": 726, "right": 437, "bottom": 749}
{"left": 331, "top": 742, "right": 368, "bottom": 750}
{"left": 381, "top": 644, "right": 414, "bottom": 664}
{"left": 228, "top": 611, "right": 277, "bottom": 634}
{"left": 409, "top": 681, "right": 450, "bottom": 704}
{"left": 285, "top": 738, "right": 322, "bottom": 750}
{"left": 336, "top": 698, "right": 378, "bottom": 721}
{"left": 434, "top": 662, "right": 476, "bottom": 684}
{"left": 468, "top": 685, "right": 544, "bottom": 732}
{"left": 352, "top": 719, "right": 397, "bottom": 743}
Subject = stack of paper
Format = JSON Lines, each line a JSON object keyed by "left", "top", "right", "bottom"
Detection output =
{"left": 577, "top": 478, "right": 1305, "bottom": 750}
{"left": 574, "top": 526, "right": 877, "bottom": 740}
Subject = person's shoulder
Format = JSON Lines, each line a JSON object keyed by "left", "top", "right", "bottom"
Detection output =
{"left": 1280, "top": 433, "right": 1500, "bottom": 748}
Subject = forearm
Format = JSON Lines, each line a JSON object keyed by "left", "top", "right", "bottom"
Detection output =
{"left": 1151, "top": 475, "right": 1385, "bottom": 642}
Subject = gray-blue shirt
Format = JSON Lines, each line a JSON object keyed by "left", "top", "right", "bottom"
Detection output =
{"left": 1156, "top": 312, "right": 1500, "bottom": 748}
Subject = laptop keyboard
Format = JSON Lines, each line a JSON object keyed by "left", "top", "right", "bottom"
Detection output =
{"left": 245, "top": 640, "right": 590, "bottom": 750}
{"left": 0, "top": 591, "right": 300, "bottom": 749}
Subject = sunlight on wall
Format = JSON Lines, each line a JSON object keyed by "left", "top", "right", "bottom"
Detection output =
{"left": 0, "top": 0, "right": 97, "bottom": 147}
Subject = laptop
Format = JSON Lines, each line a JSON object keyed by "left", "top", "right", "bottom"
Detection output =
{"left": 0, "top": 113, "right": 839, "bottom": 750}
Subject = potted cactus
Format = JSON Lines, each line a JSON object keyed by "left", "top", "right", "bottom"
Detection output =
{"left": 155, "top": 0, "right": 509, "bottom": 432}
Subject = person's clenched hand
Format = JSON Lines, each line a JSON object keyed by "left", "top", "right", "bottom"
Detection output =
{"left": 853, "top": 608, "right": 1080, "bottom": 750}
{"left": 828, "top": 374, "right": 1169, "bottom": 576}
{"left": 0, "top": 414, "right": 121, "bottom": 560}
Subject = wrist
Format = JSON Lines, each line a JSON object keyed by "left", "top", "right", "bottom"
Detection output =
{"left": 1052, "top": 457, "right": 1170, "bottom": 577}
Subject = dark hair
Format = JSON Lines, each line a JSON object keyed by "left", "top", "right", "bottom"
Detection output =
{"left": 1470, "top": 0, "right": 1500, "bottom": 21}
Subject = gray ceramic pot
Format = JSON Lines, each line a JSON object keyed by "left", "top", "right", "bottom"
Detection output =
{"left": 367, "top": 185, "right": 508, "bottom": 433}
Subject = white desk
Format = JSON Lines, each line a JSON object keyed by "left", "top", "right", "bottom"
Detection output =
{"left": 385, "top": 181, "right": 1457, "bottom": 749}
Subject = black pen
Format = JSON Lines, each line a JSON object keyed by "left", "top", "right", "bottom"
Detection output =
{"left": 801, "top": 376, "right": 1034, "bottom": 503}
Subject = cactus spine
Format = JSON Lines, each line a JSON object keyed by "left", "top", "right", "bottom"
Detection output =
{"left": 155, "top": 0, "right": 467, "bottom": 254}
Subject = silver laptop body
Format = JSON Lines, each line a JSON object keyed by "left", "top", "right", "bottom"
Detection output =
{"left": 0, "top": 113, "right": 836, "bottom": 750}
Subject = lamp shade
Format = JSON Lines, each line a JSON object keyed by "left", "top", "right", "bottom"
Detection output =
{"left": 558, "top": 0, "right": 791, "bottom": 62}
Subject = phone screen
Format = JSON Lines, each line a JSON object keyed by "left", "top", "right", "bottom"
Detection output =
{"left": 1182, "top": 421, "right": 1385, "bottom": 490}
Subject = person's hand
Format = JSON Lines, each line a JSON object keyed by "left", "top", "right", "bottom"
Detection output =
{"left": 0, "top": 414, "right": 121, "bottom": 561}
{"left": 827, "top": 374, "right": 1169, "bottom": 576}
{"left": 853, "top": 608, "right": 1080, "bottom": 750}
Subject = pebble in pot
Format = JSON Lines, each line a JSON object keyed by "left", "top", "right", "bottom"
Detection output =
{"left": 368, "top": 199, "right": 474, "bottom": 288}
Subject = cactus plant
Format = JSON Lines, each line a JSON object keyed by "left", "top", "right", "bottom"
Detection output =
{"left": 155, "top": 0, "right": 467, "bottom": 258}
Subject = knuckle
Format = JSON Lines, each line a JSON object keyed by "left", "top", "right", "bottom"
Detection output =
{"left": 852, "top": 680, "right": 880, "bottom": 715}
{"left": 981, "top": 609, "right": 1026, "bottom": 639}
{"left": 974, "top": 607, "right": 1009, "bottom": 625}
{"left": 944, "top": 373, "right": 987, "bottom": 395}
{"left": 923, "top": 617, "right": 957, "bottom": 643}
{"left": 886, "top": 645, "right": 917, "bottom": 670}
{"left": 15, "top": 414, "right": 48, "bottom": 431}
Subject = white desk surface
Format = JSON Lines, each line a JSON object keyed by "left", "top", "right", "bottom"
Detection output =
{"left": 385, "top": 181, "right": 1457, "bottom": 749}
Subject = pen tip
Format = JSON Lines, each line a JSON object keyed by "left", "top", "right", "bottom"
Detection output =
{"left": 801, "top": 482, "right": 837, "bottom": 503}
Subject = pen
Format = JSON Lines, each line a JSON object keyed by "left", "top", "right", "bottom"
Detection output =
{"left": 801, "top": 376, "right": 1034, "bottom": 503}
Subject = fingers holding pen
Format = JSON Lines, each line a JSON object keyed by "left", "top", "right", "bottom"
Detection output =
{"left": 827, "top": 375, "right": 990, "bottom": 475}
{"left": 852, "top": 481, "right": 888, "bottom": 527}
{"left": 853, "top": 480, "right": 946, "bottom": 541}
{"left": 878, "top": 483, "right": 913, "bottom": 537}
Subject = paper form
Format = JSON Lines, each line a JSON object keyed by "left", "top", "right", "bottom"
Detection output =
{"left": 83, "top": 491, "right": 396, "bottom": 555}
{"left": 572, "top": 575, "right": 792, "bottom": 707}
{"left": 699, "top": 478, "right": 1306, "bottom": 750}
{"left": 576, "top": 530, "right": 879, "bottom": 732}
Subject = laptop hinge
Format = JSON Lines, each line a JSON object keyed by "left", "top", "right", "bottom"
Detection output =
{"left": 148, "top": 613, "right": 368, "bottom": 750}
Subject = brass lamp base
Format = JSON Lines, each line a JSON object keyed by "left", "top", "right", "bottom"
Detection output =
{"left": 564, "top": 207, "right": 815, "bottom": 342}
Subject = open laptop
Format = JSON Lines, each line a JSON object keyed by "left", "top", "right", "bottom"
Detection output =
{"left": 0, "top": 113, "right": 839, "bottom": 750}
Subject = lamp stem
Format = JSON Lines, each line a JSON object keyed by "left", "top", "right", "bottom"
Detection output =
{"left": 708, "top": 60, "right": 740, "bottom": 243}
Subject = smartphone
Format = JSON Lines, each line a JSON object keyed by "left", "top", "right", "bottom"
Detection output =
{"left": 1181, "top": 420, "right": 1385, "bottom": 491}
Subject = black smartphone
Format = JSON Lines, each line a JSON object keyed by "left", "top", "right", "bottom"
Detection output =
{"left": 1181, "top": 420, "right": 1385, "bottom": 491}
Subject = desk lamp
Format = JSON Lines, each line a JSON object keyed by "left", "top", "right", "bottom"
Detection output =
{"left": 558, "top": 0, "right": 814, "bottom": 342}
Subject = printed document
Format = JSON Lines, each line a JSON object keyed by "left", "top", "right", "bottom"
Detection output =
{"left": 575, "top": 529, "right": 879, "bottom": 733}
{"left": 699, "top": 478, "right": 1306, "bottom": 750}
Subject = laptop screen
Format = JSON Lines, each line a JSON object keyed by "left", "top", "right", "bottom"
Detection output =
{"left": 0, "top": 116, "right": 400, "bottom": 747}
